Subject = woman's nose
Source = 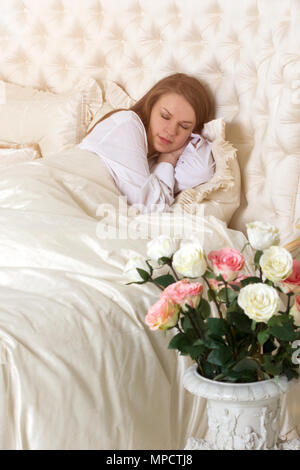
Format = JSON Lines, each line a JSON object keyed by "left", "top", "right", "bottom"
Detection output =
{"left": 165, "top": 120, "right": 177, "bottom": 137}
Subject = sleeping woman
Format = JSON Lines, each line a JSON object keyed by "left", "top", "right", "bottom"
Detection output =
{"left": 78, "top": 73, "right": 215, "bottom": 213}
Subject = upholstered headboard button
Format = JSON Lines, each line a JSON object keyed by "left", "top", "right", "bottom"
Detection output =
{"left": 0, "top": 0, "right": 299, "bottom": 243}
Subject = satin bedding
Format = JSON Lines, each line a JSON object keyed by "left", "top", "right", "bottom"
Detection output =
{"left": 0, "top": 147, "right": 297, "bottom": 449}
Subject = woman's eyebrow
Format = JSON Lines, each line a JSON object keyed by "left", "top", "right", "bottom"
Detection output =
{"left": 161, "top": 107, "right": 193, "bottom": 124}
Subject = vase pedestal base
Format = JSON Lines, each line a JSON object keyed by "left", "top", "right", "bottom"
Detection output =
{"left": 185, "top": 436, "right": 300, "bottom": 450}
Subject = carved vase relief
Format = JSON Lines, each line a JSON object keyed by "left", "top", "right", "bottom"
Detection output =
{"left": 183, "top": 364, "right": 300, "bottom": 450}
{"left": 206, "top": 398, "right": 281, "bottom": 450}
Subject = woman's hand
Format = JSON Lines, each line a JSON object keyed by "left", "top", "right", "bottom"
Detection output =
{"left": 157, "top": 138, "right": 191, "bottom": 168}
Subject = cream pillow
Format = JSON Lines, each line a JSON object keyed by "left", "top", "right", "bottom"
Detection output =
{"left": 87, "top": 80, "right": 135, "bottom": 132}
{"left": 0, "top": 77, "right": 102, "bottom": 157}
{"left": 172, "top": 119, "right": 241, "bottom": 224}
{"left": 0, "top": 142, "right": 42, "bottom": 168}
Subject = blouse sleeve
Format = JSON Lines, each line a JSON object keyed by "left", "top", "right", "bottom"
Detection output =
{"left": 79, "top": 111, "right": 175, "bottom": 213}
{"left": 174, "top": 133, "right": 215, "bottom": 194}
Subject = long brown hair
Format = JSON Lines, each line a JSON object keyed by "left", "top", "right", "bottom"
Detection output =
{"left": 86, "top": 73, "right": 213, "bottom": 136}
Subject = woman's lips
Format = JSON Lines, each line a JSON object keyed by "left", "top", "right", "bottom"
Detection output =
{"left": 159, "top": 136, "right": 172, "bottom": 145}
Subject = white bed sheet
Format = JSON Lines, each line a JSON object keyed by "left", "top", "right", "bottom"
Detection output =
{"left": 0, "top": 147, "right": 297, "bottom": 449}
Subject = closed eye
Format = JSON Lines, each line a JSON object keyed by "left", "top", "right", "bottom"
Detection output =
{"left": 161, "top": 114, "right": 190, "bottom": 130}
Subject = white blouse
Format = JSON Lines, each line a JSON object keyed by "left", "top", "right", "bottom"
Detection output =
{"left": 78, "top": 110, "right": 215, "bottom": 213}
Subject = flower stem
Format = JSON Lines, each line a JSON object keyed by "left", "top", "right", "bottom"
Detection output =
{"left": 186, "top": 310, "right": 203, "bottom": 340}
{"left": 150, "top": 279, "right": 164, "bottom": 291}
{"left": 213, "top": 372, "right": 227, "bottom": 381}
{"left": 197, "top": 359, "right": 204, "bottom": 376}
{"left": 203, "top": 277, "right": 224, "bottom": 319}
{"left": 285, "top": 292, "right": 293, "bottom": 315}
{"left": 224, "top": 280, "right": 229, "bottom": 307}
{"left": 167, "top": 260, "right": 180, "bottom": 281}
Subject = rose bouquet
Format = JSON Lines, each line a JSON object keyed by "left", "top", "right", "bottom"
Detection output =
{"left": 124, "top": 221, "right": 300, "bottom": 383}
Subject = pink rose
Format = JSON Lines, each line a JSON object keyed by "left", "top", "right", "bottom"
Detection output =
{"left": 145, "top": 296, "right": 180, "bottom": 331}
{"left": 230, "top": 275, "right": 249, "bottom": 287}
{"left": 162, "top": 279, "right": 203, "bottom": 311}
{"left": 280, "top": 260, "right": 300, "bottom": 294}
{"left": 208, "top": 278, "right": 223, "bottom": 292}
{"left": 208, "top": 275, "right": 248, "bottom": 292}
{"left": 208, "top": 247, "right": 245, "bottom": 282}
{"left": 290, "top": 295, "right": 300, "bottom": 327}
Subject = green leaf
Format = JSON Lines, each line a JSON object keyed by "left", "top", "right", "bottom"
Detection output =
{"left": 136, "top": 268, "right": 150, "bottom": 281}
{"left": 187, "top": 343, "right": 207, "bottom": 359}
{"left": 254, "top": 250, "right": 263, "bottom": 268}
{"left": 203, "top": 336, "right": 226, "bottom": 349}
{"left": 258, "top": 329, "right": 270, "bottom": 346}
{"left": 218, "top": 287, "right": 237, "bottom": 304}
{"left": 207, "top": 344, "right": 233, "bottom": 366}
{"left": 181, "top": 316, "right": 193, "bottom": 334}
{"left": 262, "top": 356, "right": 282, "bottom": 376}
{"left": 227, "top": 288, "right": 238, "bottom": 303}
{"left": 125, "top": 280, "right": 147, "bottom": 285}
{"left": 153, "top": 274, "right": 175, "bottom": 287}
{"left": 232, "top": 357, "right": 259, "bottom": 372}
{"left": 240, "top": 276, "right": 261, "bottom": 287}
{"left": 220, "top": 369, "right": 258, "bottom": 383}
{"left": 203, "top": 270, "right": 217, "bottom": 279}
{"left": 281, "top": 367, "right": 300, "bottom": 381}
{"left": 168, "top": 333, "right": 192, "bottom": 353}
{"left": 157, "top": 256, "right": 171, "bottom": 265}
{"left": 226, "top": 299, "right": 239, "bottom": 314}
{"left": 267, "top": 315, "right": 282, "bottom": 327}
{"left": 201, "top": 361, "right": 216, "bottom": 380}
{"left": 269, "top": 324, "right": 298, "bottom": 342}
{"left": 229, "top": 283, "right": 240, "bottom": 291}
{"left": 228, "top": 311, "right": 252, "bottom": 333}
{"left": 198, "top": 298, "right": 211, "bottom": 319}
{"left": 263, "top": 338, "right": 277, "bottom": 354}
{"left": 267, "top": 314, "right": 298, "bottom": 342}
{"left": 207, "top": 289, "right": 215, "bottom": 302}
{"left": 169, "top": 334, "right": 207, "bottom": 359}
{"left": 206, "top": 318, "right": 230, "bottom": 337}
{"left": 192, "top": 338, "right": 205, "bottom": 347}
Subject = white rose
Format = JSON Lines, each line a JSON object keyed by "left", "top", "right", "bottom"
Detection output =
{"left": 123, "top": 256, "right": 151, "bottom": 282}
{"left": 246, "top": 221, "right": 280, "bottom": 251}
{"left": 237, "top": 283, "right": 280, "bottom": 323}
{"left": 172, "top": 243, "right": 207, "bottom": 278}
{"left": 259, "top": 246, "right": 293, "bottom": 282}
{"left": 147, "top": 236, "right": 178, "bottom": 261}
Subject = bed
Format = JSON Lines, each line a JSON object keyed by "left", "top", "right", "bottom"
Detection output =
{"left": 0, "top": 0, "right": 299, "bottom": 450}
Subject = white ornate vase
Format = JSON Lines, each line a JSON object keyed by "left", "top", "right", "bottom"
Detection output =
{"left": 183, "top": 364, "right": 299, "bottom": 450}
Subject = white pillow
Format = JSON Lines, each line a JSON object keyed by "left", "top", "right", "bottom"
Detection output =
{"left": 0, "top": 142, "right": 42, "bottom": 168}
{"left": 0, "top": 77, "right": 102, "bottom": 157}
{"left": 87, "top": 80, "right": 135, "bottom": 132}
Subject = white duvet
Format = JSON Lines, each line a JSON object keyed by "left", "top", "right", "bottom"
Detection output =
{"left": 0, "top": 147, "right": 298, "bottom": 449}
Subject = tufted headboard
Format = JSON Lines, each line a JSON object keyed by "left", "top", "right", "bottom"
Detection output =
{"left": 0, "top": 0, "right": 299, "bottom": 243}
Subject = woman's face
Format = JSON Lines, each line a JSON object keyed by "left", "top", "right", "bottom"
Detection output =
{"left": 147, "top": 93, "right": 196, "bottom": 155}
